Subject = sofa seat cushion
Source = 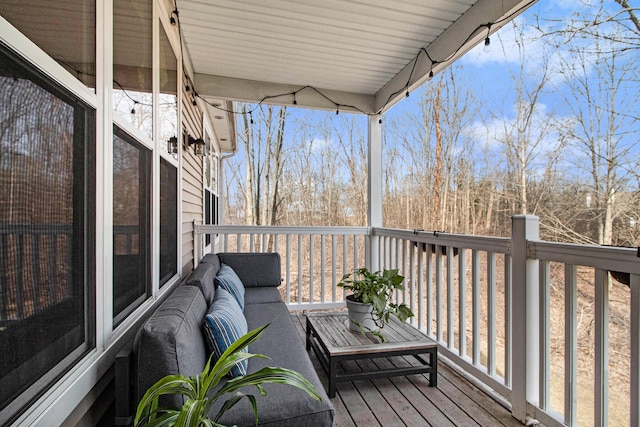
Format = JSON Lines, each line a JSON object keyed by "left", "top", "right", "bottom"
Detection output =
{"left": 210, "top": 302, "right": 334, "bottom": 427}
{"left": 203, "top": 288, "right": 248, "bottom": 377}
{"left": 215, "top": 264, "right": 245, "bottom": 310}
{"left": 244, "top": 287, "right": 283, "bottom": 305}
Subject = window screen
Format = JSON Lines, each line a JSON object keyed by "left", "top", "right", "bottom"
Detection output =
{"left": 159, "top": 158, "right": 177, "bottom": 286}
{"left": 0, "top": 45, "right": 95, "bottom": 425}
{"left": 112, "top": 126, "right": 151, "bottom": 324}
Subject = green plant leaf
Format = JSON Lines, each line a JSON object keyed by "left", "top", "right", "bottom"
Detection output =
{"left": 134, "top": 375, "right": 196, "bottom": 426}
{"left": 214, "top": 366, "right": 321, "bottom": 401}
{"left": 212, "top": 391, "right": 245, "bottom": 422}
{"left": 175, "top": 398, "right": 208, "bottom": 427}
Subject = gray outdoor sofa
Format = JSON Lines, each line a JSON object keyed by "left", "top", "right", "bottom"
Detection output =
{"left": 133, "top": 252, "right": 334, "bottom": 427}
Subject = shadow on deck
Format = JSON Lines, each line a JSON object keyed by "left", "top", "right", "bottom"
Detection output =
{"left": 292, "top": 314, "right": 525, "bottom": 427}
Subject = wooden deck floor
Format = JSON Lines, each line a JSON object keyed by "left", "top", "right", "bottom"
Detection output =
{"left": 292, "top": 314, "right": 525, "bottom": 427}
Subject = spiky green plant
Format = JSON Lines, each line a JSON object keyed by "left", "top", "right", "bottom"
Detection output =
{"left": 338, "top": 267, "right": 414, "bottom": 342}
{"left": 134, "top": 323, "right": 321, "bottom": 427}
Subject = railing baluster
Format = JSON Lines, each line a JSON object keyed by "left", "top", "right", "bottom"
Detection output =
{"left": 342, "top": 235, "right": 347, "bottom": 278}
{"left": 16, "top": 233, "right": 25, "bottom": 319}
{"left": 353, "top": 235, "right": 358, "bottom": 272}
{"left": 309, "top": 235, "right": 314, "bottom": 304}
{"left": 297, "top": 234, "right": 303, "bottom": 304}
{"left": 447, "top": 246, "right": 454, "bottom": 349}
{"left": 331, "top": 235, "right": 337, "bottom": 302}
{"left": 565, "top": 264, "right": 577, "bottom": 427}
{"left": 631, "top": 274, "right": 640, "bottom": 427}
{"left": 274, "top": 233, "right": 279, "bottom": 253}
{"left": 488, "top": 251, "right": 496, "bottom": 377}
{"left": 285, "top": 234, "right": 291, "bottom": 304}
{"left": 459, "top": 249, "right": 467, "bottom": 358}
{"left": 594, "top": 268, "right": 609, "bottom": 427}
{"left": 472, "top": 249, "right": 481, "bottom": 366}
{"left": 436, "top": 245, "right": 443, "bottom": 342}
{"left": 32, "top": 235, "right": 41, "bottom": 313}
{"left": 539, "top": 260, "right": 551, "bottom": 410}
{"left": 409, "top": 241, "right": 415, "bottom": 326}
{"left": 418, "top": 243, "right": 424, "bottom": 331}
{"left": 0, "top": 234, "right": 9, "bottom": 320}
{"left": 48, "top": 235, "right": 57, "bottom": 305}
{"left": 426, "top": 244, "right": 433, "bottom": 336}
{"left": 320, "top": 235, "right": 325, "bottom": 303}
{"left": 504, "top": 253, "right": 512, "bottom": 388}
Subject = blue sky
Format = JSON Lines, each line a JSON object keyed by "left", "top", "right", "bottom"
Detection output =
{"left": 230, "top": 0, "right": 639, "bottom": 191}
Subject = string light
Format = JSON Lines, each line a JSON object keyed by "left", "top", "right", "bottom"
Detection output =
{"left": 168, "top": 0, "right": 536, "bottom": 118}
{"left": 131, "top": 101, "right": 138, "bottom": 114}
{"left": 484, "top": 24, "right": 491, "bottom": 53}
{"left": 249, "top": 111, "right": 254, "bottom": 124}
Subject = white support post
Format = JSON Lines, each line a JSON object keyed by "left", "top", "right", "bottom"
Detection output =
{"left": 511, "top": 215, "right": 540, "bottom": 422}
{"left": 594, "top": 268, "right": 609, "bottom": 427}
{"left": 367, "top": 115, "right": 382, "bottom": 272}
{"left": 631, "top": 274, "right": 640, "bottom": 426}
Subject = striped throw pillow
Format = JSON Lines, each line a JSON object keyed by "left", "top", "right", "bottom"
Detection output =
{"left": 215, "top": 264, "right": 245, "bottom": 310}
{"left": 202, "top": 288, "right": 248, "bottom": 377}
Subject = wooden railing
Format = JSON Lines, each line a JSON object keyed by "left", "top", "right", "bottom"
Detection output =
{"left": 195, "top": 217, "right": 640, "bottom": 427}
{"left": 0, "top": 224, "right": 73, "bottom": 322}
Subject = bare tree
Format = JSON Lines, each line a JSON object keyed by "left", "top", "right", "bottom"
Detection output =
{"left": 553, "top": 8, "right": 640, "bottom": 245}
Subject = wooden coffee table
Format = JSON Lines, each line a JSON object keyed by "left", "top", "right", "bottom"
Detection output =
{"left": 305, "top": 312, "right": 437, "bottom": 398}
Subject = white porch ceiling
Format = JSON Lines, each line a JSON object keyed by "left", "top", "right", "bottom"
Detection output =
{"left": 179, "top": 0, "right": 535, "bottom": 116}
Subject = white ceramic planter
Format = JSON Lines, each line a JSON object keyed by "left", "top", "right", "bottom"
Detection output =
{"left": 345, "top": 295, "right": 378, "bottom": 332}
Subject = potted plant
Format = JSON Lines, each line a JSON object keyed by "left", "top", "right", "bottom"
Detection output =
{"left": 338, "top": 267, "right": 414, "bottom": 342}
{"left": 134, "top": 323, "right": 320, "bottom": 427}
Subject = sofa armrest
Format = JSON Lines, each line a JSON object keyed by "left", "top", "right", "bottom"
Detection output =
{"left": 217, "top": 252, "right": 281, "bottom": 288}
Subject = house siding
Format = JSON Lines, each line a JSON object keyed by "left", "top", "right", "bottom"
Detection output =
{"left": 181, "top": 74, "right": 204, "bottom": 277}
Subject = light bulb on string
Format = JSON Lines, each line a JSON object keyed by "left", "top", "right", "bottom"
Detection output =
{"left": 483, "top": 24, "right": 491, "bottom": 53}
{"left": 484, "top": 36, "right": 491, "bottom": 53}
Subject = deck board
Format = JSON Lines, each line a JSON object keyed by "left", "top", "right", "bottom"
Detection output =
{"left": 292, "top": 313, "right": 525, "bottom": 427}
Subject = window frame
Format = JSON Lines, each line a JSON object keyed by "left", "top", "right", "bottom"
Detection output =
{"left": 0, "top": 42, "right": 97, "bottom": 426}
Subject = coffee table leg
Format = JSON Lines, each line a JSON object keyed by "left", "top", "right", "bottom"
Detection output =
{"left": 328, "top": 357, "right": 337, "bottom": 398}
{"left": 429, "top": 349, "right": 438, "bottom": 387}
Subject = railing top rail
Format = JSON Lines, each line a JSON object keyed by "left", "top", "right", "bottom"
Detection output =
{"left": 0, "top": 224, "right": 74, "bottom": 234}
{"left": 373, "top": 227, "right": 511, "bottom": 254}
{"left": 530, "top": 240, "right": 640, "bottom": 274}
{"left": 195, "top": 224, "right": 370, "bottom": 236}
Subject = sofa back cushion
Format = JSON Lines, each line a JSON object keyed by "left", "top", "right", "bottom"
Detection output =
{"left": 134, "top": 285, "right": 208, "bottom": 407}
{"left": 200, "top": 253, "right": 221, "bottom": 272}
{"left": 185, "top": 261, "right": 217, "bottom": 305}
{"left": 217, "top": 252, "right": 281, "bottom": 288}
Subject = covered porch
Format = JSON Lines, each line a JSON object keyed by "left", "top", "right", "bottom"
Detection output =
{"left": 2, "top": 0, "right": 639, "bottom": 426}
